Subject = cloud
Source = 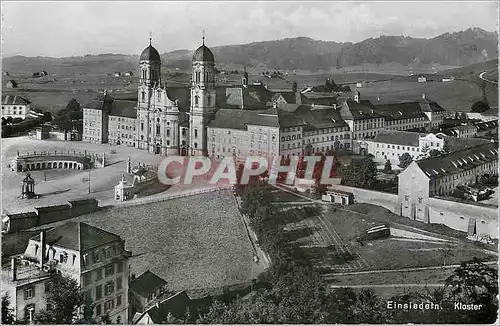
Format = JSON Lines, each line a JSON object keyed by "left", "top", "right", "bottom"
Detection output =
{"left": 2, "top": 1, "right": 498, "bottom": 57}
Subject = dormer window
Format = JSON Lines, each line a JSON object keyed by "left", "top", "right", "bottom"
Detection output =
{"left": 59, "top": 252, "right": 68, "bottom": 264}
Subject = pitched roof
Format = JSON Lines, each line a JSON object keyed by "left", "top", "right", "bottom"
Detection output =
{"left": 293, "top": 105, "right": 347, "bottom": 130}
{"left": 30, "top": 221, "right": 121, "bottom": 251}
{"left": 372, "top": 130, "right": 424, "bottom": 147}
{"left": 109, "top": 100, "right": 137, "bottom": 119}
{"left": 129, "top": 270, "right": 167, "bottom": 297}
{"left": 84, "top": 94, "right": 114, "bottom": 111}
{"left": 208, "top": 108, "right": 279, "bottom": 130}
{"left": 277, "top": 109, "right": 306, "bottom": 128}
{"left": 346, "top": 100, "right": 383, "bottom": 120}
{"left": 137, "top": 291, "right": 191, "bottom": 323}
{"left": 442, "top": 136, "right": 492, "bottom": 152}
{"left": 2, "top": 95, "right": 31, "bottom": 105}
{"left": 416, "top": 142, "right": 498, "bottom": 178}
{"left": 373, "top": 102, "right": 428, "bottom": 121}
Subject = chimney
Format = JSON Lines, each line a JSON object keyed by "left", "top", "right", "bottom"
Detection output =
{"left": 295, "top": 91, "right": 302, "bottom": 105}
{"left": 11, "top": 257, "right": 17, "bottom": 281}
{"left": 39, "top": 231, "right": 46, "bottom": 268}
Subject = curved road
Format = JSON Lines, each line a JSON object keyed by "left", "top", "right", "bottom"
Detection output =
{"left": 479, "top": 71, "right": 498, "bottom": 85}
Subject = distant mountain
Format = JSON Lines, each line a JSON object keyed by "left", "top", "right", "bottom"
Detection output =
{"left": 337, "top": 28, "right": 498, "bottom": 67}
{"left": 3, "top": 28, "right": 498, "bottom": 74}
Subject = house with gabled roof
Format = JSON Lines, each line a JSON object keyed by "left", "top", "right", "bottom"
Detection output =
{"left": 21, "top": 222, "right": 132, "bottom": 324}
{"left": 397, "top": 142, "right": 498, "bottom": 222}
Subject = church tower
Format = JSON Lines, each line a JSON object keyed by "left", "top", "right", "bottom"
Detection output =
{"left": 189, "top": 35, "right": 216, "bottom": 156}
{"left": 136, "top": 38, "right": 162, "bottom": 151}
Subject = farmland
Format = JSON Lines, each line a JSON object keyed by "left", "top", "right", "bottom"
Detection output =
{"left": 55, "top": 189, "right": 255, "bottom": 291}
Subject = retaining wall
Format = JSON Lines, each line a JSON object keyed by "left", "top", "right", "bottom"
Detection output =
{"left": 329, "top": 184, "right": 498, "bottom": 239}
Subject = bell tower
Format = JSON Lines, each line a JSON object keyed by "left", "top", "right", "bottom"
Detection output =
{"left": 136, "top": 37, "right": 162, "bottom": 150}
{"left": 189, "top": 33, "right": 216, "bottom": 156}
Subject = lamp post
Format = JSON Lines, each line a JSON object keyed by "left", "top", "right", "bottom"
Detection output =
{"left": 88, "top": 169, "right": 91, "bottom": 194}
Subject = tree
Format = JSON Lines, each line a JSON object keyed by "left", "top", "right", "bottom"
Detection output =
{"left": 339, "top": 157, "right": 377, "bottom": 188}
{"left": 442, "top": 139, "right": 451, "bottom": 153}
{"left": 398, "top": 153, "right": 413, "bottom": 169}
{"left": 2, "top": 293, "right": 14, "bottom": 324}
{"left": 428, "top": 149, "right": 441, "bottom": 157}
{"left": 445, "top": 258, "right": 498, "bottom": 323}
{"left": 383, "top": 160, "right": 392, "bottom": 173}
{"left": 34, "top": 271, "right": 86, "bottom": 324}
{"left": 66, "top": 98, "right": 81, "bottom": 111}
{"left": 471, "top": 101, "right": 490, "bottom": 113}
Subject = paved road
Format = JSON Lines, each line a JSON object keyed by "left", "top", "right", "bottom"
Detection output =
{"left": 479, "top": 71, "right": 498, "bottom": 85}
{"left": 322, "top": 261, "right": 498, "bottom": 278}
{"left": 329, "top": 283, "right": 445, "bottom": 289}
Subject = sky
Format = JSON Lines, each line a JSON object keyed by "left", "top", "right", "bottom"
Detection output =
{"left": 1, "top": 1, "right": 498, "bottom": 57}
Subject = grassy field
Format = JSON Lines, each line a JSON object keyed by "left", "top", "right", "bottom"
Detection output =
{"left": 280, "top": 203, "right": 496, "bottom": 273}
{"left": 56, "top": 189, "right": 254, "bottom": 291}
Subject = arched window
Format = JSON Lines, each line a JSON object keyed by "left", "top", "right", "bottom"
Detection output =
{"left": 195, "top": 71, "right": 200, "bottom": 83}
{"left": 194, "top": 129, "right": 198, "bottom": 138}
{"left": 194, "top": 142, "right": 198, "bottom": 148}
{"left": 142, "top": 69, "right": 146, "bottom": 80}
{"left": 141, "top": 122, "right": 144, "bottom": 131}
{"left": 194, "top": 96, "right": 199, "bottom": 106}
{"left": 157, "top": 92, "right": 161, "bottom": 101}
{"left": 207, "top": 94, "right": 211, "bottom": 105}
{"left": 141, "top": 91, "right": 146, "bottom": 101}
{"left": 156, "top": 125, "right": 160, "bottom": 135}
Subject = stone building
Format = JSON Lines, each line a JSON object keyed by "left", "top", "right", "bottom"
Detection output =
{"left": 2, "top": 95, "right": 31, "bottom": 120}
{"left": 22, "top": 222, "right": 131, "bottom": 323}
{"left": 397, "top": 142, "right": 498, "bottom": 221}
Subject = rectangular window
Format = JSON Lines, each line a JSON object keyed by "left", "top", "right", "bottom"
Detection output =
{"left": 104, "top": 300, "right": 112, "bottom": 312}
{"left": 117, "top": 261, "right": 123, "bottom": 273}
{"left": 96, "top": 285, "right": 102, "bottom": 299}
{"left": 93, "top": 250, "right": 100, "bottom": 263}
{"left": 105, "top": 264, "right": 114, "bottom": 277}
{"left": 25, "top": 287, "right": 34, "bottom": 300}
{"left": 116, "top": 295, "right": 122, "bottom": 307}
{"left": 105, "top": 281, "right": 114, "bottom": 296}
{"left": 96, "top": 304, "right": 101, "bottom": 316}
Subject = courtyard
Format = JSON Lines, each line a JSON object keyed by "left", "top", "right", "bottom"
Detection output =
{"left": 1, "top": 136, "right": 219, "bottom": 213}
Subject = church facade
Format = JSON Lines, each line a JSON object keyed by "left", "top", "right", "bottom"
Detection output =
{"left": 135, "top": 39, "right": 215, "bottom": 156}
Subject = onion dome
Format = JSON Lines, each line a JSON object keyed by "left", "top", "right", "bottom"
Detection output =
{"left": 140, "top": 45, "right": 161, "bottom": 62}
{"left": 193, "top": 44, "right": 214, "bottom": 62}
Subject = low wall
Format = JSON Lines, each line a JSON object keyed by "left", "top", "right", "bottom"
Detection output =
{"left": 329, "top": 184, "right": 398, "bottom": 212}
{"left": 429, "top": 198, "right": 498, "bottom": 239}
{"left": 328, "top": 184, "right": 498, "bottom": 239}
{"left": 48, "top": 131, "right": 68, "bottom": 141}
{"left": 4, "top": 198, "right": 100, "bottom": 233}
{"left": 36, "top": 204, "right": 72, "bottom": 225}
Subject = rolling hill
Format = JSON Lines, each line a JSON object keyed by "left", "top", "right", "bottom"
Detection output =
{"left": 2, "top": 28, "right": 498, "bottom": 76}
